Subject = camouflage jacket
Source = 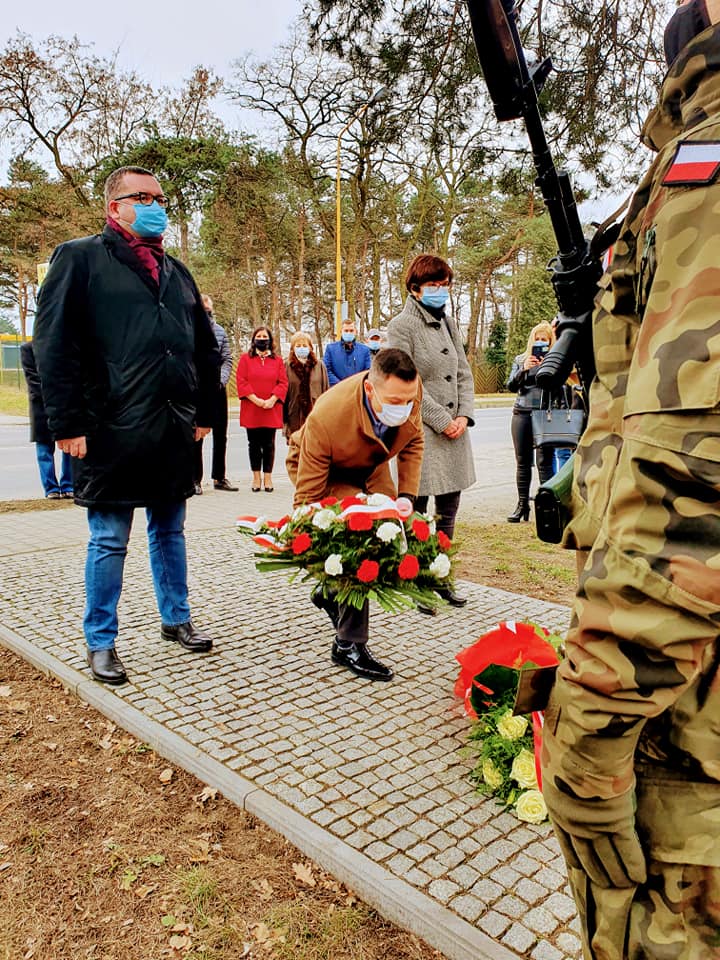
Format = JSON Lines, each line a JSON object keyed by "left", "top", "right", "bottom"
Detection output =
{"left": 545, "top": 23, "right": 720, "bottom": 867}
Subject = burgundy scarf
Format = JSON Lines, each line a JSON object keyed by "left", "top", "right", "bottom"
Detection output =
{"left": 107, "top": 217, "right": 164, "bottom": 286}
{"left": 290, "top": 353, "right": 317, "bottom": 420}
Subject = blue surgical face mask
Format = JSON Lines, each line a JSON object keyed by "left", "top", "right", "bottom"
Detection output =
{"left": 420, "top": 286, "right": 449, "bottom": 309}
{"left": 131, "top": 201, "right": 168, "bottom": 238}
{"left": 294, "top": 346, "right": 310, "bottom": 361}
{"left": 341, "top": 331, "right": 356, "bottom": 343}
{"left": 368, "top": 341, "right": 382, "bottom": 352}
{"left": 377, "top": 401, "right": 413, "bottom": 427}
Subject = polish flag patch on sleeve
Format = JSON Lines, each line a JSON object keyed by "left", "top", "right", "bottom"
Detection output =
{"left": 662, "top": 141, "right": 720, "bottom": 186}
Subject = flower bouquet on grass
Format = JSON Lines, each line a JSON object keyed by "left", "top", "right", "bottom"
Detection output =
{"left": 237, "top": 493, "right": 457, "bottom": 614}
{"left": 455, "top": 620, "right": 561, "bottom": 824}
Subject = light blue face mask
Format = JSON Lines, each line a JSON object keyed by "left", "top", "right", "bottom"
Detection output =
{"left": 294, "top": 346, "right": 310, "bottom": 360}
{"left": 341, "top": 331, "right": 356, "bottom": 343}
{"left": 368, "top": 341, "right": 382, "bottom": 352}
{"left": 131, "top": 201, "right": 168, "bottom": 238}
{"left": 420, "top": 286, "right": 449, "bottom": 309}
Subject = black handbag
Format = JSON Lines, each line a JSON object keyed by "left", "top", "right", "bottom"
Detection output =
{"left": 531, "top": 390, "right": 585, "bottom": 448}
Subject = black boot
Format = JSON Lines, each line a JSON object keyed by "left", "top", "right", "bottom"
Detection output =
{"left": 331, "top": 641, "right": 394, "bottom": 681}
{"left": 507, "top": 498, "right": 530, "bottom": 523}
{"left": 87, "top": 647, "right": 128, "bottom": 685}
{"left": 161, "top": 621, "right": 213, "bottom": 652}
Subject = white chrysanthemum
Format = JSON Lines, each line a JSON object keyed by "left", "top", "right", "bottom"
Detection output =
{"left": 515, "top": 789, "right": 548, "bottom": 824}
{"left": 324, "top": 554, "right": 343, "bottom": 575}
{"left": 367, "top": 492, "right": 393, "bottom": 507}
{"left": 292, "top": 505, "right": 313, "bottom": 520}
{"left": 312, "top": 509, "right": 336, "bottom": 530}
{"left": 376, "top": 521, "right": 402, "bottom": 543}
{"left": 429, "top": 553, "right": 451, "bottom": 578}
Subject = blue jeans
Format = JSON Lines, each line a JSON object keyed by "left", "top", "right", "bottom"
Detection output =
{"left": 554, "top": 447, "right": 573, "bottom": 473}
{"left": 84, "top": 502, "right": 191, "bottom": 651}
{"left": 36, "top": 442, "right": 73, "bottom": 495}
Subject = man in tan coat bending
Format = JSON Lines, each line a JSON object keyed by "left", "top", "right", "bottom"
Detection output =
{"left": 286, "top": 348, "right": 424, "bottom": 681}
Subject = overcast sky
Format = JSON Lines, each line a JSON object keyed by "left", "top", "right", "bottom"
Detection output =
{"left": 5, "top": 0, "right": 302, "bottom": 130}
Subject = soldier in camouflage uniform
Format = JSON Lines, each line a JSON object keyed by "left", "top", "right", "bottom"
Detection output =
{"left": 541, "top": 6, "right": 720, "bottom": 958}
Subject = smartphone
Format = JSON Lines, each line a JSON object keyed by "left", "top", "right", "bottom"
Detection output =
{"left": 531, "top": 342, "right": 549, "bottom": 359}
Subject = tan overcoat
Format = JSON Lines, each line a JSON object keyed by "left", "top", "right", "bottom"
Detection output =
{"left": 286, "top": 371, "right": 424, "bottom": 507}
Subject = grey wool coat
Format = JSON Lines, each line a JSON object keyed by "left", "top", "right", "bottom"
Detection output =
{"left": 387, "top": 296, "right": 476, "bottom": 497}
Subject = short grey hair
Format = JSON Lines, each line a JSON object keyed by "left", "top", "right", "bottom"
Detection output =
{"left": 104, "top": 166, "right": 157, "bottom": 211}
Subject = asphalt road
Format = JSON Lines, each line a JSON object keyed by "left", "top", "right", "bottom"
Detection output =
{"left": 0, "top": 406, "right": 519, "bottom": 522}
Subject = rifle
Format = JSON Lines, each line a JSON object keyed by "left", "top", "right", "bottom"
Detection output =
{"left": 465, "top": 0, "right": 606, "bottom": 395}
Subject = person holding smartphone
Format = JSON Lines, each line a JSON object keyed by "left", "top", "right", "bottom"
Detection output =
{"left": 505, "top": 321, "right": 558, "bottom": 522}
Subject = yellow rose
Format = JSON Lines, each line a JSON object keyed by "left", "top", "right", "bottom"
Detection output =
{"left": 510, "top": 749, "right": 538, "bottom": 790}
{"left": 496, "top": 710, "right": 529, "bottom": 741}
{"left": 515, "top": 789, "right": 548, "bottom": 824}
{"left": 482, "top": 758, "right": 504, "bottom": 790}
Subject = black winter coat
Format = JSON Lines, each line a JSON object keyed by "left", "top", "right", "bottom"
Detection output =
{"left": 33, "top": 227, "right": 220, "bottom": 508}
{"left": 20, "top": 341, "right": 52, "bottom": 445}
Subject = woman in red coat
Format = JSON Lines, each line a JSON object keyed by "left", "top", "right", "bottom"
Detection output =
{"left": 236, "top": 327, "right": 288, "bottom": 492}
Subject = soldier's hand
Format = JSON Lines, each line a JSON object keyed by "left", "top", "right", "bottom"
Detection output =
{"left": 542, "top": 777, "right": 646, "bottom": 888}
{"left": 58, "top": 436, "right": 87, "bottom": 459}
{"left": 194, "top": 426, "right": 211, "bottom": 441}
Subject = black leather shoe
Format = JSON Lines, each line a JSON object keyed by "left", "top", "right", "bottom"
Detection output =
{"left": 193, "top": 483, "right": 203, "bottom": 496}
{"left": 416, "top": 603, "right": 437, "bottom": 616}
{"left": 88, "top": 647, "right": 128, "bottom": 685}
{"left": 214, "top": 478, "right": 238, "bottom": 491}
{"left": 437, "top": 587, "right": 467, "bottom": 607}
{"left": 331, "top": 641, "right": 393, "bottom": 681}
{"left": 311, "top": 587, "right": 339, "bottom": 628}
{"left": 161, "top": 621, "right": 213, "bottom": 652}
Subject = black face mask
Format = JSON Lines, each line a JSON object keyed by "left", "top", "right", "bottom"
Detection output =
{"left": 664, "top": 0, "right": 710, "bottom": 67}
{"left": 254, "top": 339, "right": 270, "bottom": 352}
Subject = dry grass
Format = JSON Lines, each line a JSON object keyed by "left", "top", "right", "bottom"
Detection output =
{"left": 454, "top": 519, "right": 576, "bottom": 606}
{"left": 0, "top": 648, "right": 444, "bottom": 960}
{"left": 0, "top": 498, "right": 74, "bottom": 514}
{"left": 0, "top": 382, "right": 28, "bottom": 417}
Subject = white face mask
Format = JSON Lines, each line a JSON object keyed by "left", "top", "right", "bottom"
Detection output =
{"left": 377, "top": 401, "right": 414, "bottom": 427}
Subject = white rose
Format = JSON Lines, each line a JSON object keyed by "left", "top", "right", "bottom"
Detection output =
{"left": 376, "top": 521, "right": 402, "bottom": 543}
{"left": 515, "top": 789, "right": 548, "bottom": 824}
{"left": 482, "top": 759, "right": 503, "bottom": 790}
{"left": 367, "top": 492, "right": 392, "bottom": 507}
{"left": 312, "top": 509, "right": 336, "bottom": 530}
{"left": 324, "top": 554, "right": 343, "bottom": 575}
{"left": 429, "top": 553, "right": 451, "bottom": 579}
{"left": 510, "top": 749, "right": 538, "bottom": 789}
{"left": 496, "top": 711, "right": 529, "bottom": 741}
{"left": 292, "top": 505, "right": 312, "bottom": 520}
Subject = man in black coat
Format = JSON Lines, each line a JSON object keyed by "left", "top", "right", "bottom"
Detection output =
{"left": 33, "top": 165, "right": 221, "bottom": 686}
{"left": 20, "top": 341, "right": 73, "bottom": 499}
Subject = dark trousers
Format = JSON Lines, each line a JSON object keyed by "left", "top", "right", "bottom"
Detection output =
{"left": 194, "top": 387, "right": 229, "bottom": 482}
{"left": 511, "top": 409, "right": 554, "bottom": 499}
{"left": 247, "top": 426, "right": 277, "bottom": 473}
{"left": 415, "top": 491, "right": 462, "bottom": 539}
{"left": 315, "top": 591, "right": 369, "bottom": 646}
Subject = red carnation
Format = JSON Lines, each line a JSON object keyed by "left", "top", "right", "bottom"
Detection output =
{"left": 291, "top": 532, "right": 312, "bottom": 555}
{"left": 356, "top": 559, "right": 379, "bottom": 583}
{"left": 348, "top": 512, "right": 373, "bottom": 531}
{"left": 341, "top": 496, "right": 364, "bottom": 510}
{"left": 320, "top": 496, "right": 338, "bottom": 507}
{"left": 411, "top": 518, "right": 430, "bottom": 542}
{"left": 397, "top": 554, "right": 420, "bottom": 580}
{"left": 437, "top": 531, "right": 452, "bottom": 551}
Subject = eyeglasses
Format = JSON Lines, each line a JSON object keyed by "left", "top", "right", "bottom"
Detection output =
{"left": 113, "top": 192, "right": 169, "bottom": 208}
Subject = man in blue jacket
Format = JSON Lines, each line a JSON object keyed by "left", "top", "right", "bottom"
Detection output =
{"left": 323, "top": 319, "right": 371, "bottom": 386}
{"left": 33, "top": 165, "right": 221, "bottom": 686}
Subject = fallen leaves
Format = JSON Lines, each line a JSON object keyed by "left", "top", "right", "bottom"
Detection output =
{"left": 158, "top": 768, "right": 174, "bottom": 784}
{"left": 0, "top": 685, "right": 12, "bottom": 697}
{"left": 292, "top": 861, "right": 316, "bottom": 887}
{"left": 193, "top": 785, "right": 218, "bottom": 806}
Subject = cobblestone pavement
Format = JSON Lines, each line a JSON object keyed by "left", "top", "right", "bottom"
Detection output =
{"left": 0, "top": 480, "right": 582, "bottom": 960}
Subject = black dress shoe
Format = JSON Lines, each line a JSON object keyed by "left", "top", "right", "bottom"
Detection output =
{"left": 311, "top": 587, "right": 339, "bottom": 628}
{"left": 88, "top": 647, "right": 128, "bottom": 685}
{"left": 437, "top": 587, "right": 467, "bottom": 607}
{"left": 331, "top": 641, "right": 393, "bottom": 681}
{"left": 416, "top": 603, "right": 437, "bottom": 616}
{"left": 214, "top": 478, "right": 238, "bottom": 491}
{"left": 193, "top": 483, "right": 203, "bottom": 496}
{"left": 161, "top": 621, "right": 213, "bottom": 652}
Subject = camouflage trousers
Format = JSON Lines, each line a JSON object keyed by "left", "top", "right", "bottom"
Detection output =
{"left": 569, "top": 857, "right": 720, "bottom": 959}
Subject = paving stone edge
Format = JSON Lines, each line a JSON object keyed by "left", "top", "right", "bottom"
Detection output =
{"left": 0, "top": 621, "right": 521, "bottom": 960}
